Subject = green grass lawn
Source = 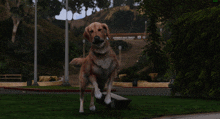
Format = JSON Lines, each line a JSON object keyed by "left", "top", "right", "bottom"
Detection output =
{"left": 20, "top": 86, "right": 92, "bottom": 90}
{"left": 0, "top": 94, "right": 220, "bottom": 119}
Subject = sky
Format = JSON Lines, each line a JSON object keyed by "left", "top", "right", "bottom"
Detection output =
{"left": 55, "top": 0, "right": 113, "bottom": 20}
{"left": 33, "top": 0, "right": 140, "bottom": 20}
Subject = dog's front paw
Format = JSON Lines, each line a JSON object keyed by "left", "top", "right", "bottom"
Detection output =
{"left": 95, "top": 89, "right": 102, "bottom": 99}
{"left": 79, "top": 109, "right": 84, "bottom": 113}
{"left": 89, "top": 105, "right": 96, "bottom": 111}
{"left": 104, "top": 96, "right": 111, "bottom": 104}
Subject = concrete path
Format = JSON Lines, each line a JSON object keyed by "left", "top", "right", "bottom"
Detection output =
{"left": 153, "top": 112, "right": 220, "bottom": 119}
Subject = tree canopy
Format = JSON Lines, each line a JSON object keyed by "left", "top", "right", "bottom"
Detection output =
{"left": 136, "top": 0, "right": 220, "bottom": 22}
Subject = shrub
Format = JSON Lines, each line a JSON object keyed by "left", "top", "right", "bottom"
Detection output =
{"left": 109, "top": 40, "right": 131, "bottom": 55}
{"left": 139, "top": 71, "right": 152, "bottom": 82}
{"left": 119, "top": 66, "right": 138, "bottom": 75}
{"left": 121, "top": 75, "right": 133, "bottom": 82}
{"left": 166, "top": 5, "right": 220, "bottom": 99}
{"left": 121, "top": 73, "right": 139, "bottom": 82}
{"left": 38, "top": 39, "right": 79, "bottom": 67}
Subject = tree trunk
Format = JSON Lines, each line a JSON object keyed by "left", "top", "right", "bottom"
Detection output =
{"left": 5, "top": 0, "right": 22, "bottom": 43}
{"left": 11, "top": 16, "right": 21, "bottom": 43}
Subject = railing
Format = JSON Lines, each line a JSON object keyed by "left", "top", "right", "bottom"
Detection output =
{"left": 110, "top": 33, "right": 151, "bottom": 40}
{"left": 0, "top": 74, "right": 22, "bottom": 81}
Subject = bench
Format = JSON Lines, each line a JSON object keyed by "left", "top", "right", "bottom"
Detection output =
{"left": 96, "top": 92, "right": 132, "bottom": 109}
{"left": 0, "top": 74, "right": 22, "bottom": 81}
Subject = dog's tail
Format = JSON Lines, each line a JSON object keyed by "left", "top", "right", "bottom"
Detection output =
{"left": 69, "top": 58, "right": 86, "bottom": 67}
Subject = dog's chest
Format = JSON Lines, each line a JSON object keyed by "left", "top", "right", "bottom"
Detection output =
{"left": 92, "top": 57, "right": 116, "bottom": 77}
{"left": 93, "top": 57, "right": 112, "bottom": 69}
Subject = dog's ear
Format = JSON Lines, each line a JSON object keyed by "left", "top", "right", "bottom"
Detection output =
{"left": 102, "top": 23, "right": 110, "bottom": 38}
{"left": 83, "top": 26, "right": 90, "bottom": 41}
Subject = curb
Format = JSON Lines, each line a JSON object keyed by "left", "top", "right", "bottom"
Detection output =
{"left": 2, "top": 87, "right": 116, "bottom": 92}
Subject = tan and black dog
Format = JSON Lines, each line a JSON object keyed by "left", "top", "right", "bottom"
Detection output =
{"left": 70, "top": 22, "right": 119, "bottom": 113}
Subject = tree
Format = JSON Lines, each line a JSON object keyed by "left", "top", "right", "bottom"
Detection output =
{"left": 136, "top": 0, "right": 220, "bottom": 76}
{"left": 62, "top": 0, "right": 83, "bottom": 16}
{"left": 125, "top": 0, "right": 134, "bottom": 9}
{"left": 113, "top": 0, "right": 124, "bottom": 7}
{"left": 37, "top": 0, "right": 62, "bottom": 21}
{"left": 136, "top": 0, "right": 220, "bottom": 23}
{"left": 0, "top": 0, "right": 11, "bottom": 21}
{"left": 82, "top": 0, "right": 95, "bottom": 17}
{"left": 142, "top": 13, "right": 167, "bottom": 75}
{"left": 165, "top": 5, "right": 220, "bottom": 99}
{"left": 96, "top": 0, "right": 110, "bottom": 10}
{"left": 3, "top": 0, "right": 33, "bottom": 43}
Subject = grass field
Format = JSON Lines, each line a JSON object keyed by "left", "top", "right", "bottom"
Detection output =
{"left": 0, "top": 94, "right": 220, "bottom": 119}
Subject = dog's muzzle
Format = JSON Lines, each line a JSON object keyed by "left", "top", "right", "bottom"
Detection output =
{"left": 92, "top": 36, "right": 104, "bottom": 44}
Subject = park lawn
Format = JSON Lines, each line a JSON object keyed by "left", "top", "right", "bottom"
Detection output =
{"left": 21, "top": 86, "right": 92, "bottom": 90}
{"left": 0, "top": 94, "right": 220, "bottom": 119}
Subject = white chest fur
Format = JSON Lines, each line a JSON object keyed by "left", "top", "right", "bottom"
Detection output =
{"left": 93, "top": 57, "right": 112, "bottom": 69}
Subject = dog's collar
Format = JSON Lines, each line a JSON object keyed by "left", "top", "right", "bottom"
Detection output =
{"left": 93, "top": 50, "right": 109, "bottom": 56}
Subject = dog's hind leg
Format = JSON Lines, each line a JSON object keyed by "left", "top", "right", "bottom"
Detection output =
{"left": 89, "top": 88, "right": 96, "bottom": 111}
{"left": 79, "top": 77, "right": 87, "bottom": 113}
{"left": 79, "top": 89, "right": 85, "bottom": 113}
{"left": 89, "top": 75, "right": 102, "bottom": 99}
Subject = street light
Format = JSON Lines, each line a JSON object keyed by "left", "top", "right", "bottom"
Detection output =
{"left": 63, "top": 0, "right": 71, "bottom": 86}
{"left": 118, "top": 45, "right": 122, "bottom": 66}
{"left": 145, "top": 21, "right": 148, "bottom": 39}
{"left": 33, "top": 0, "right": 39, "bottom": 86}
{"left": 160, "top": 28, "right": 162, "bottom": 36}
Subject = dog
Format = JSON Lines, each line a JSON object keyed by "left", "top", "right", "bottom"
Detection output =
{"left": 70, "top": 22, "right": 119, "bottom": 113}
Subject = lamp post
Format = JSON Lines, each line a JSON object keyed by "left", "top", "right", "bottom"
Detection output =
{"left": 118, "top": 46, "right": 122, "bottom": 66}
{"left": 63, "top": 0, "right": 71, "bottom": 86}
{"left": 145, "top": 21, "right": 148, "bottom": 39}
{"left": 83, "top": 39, "right": 85, "bottom": 58}
{"left": 33, "top": 0, "right": 39, "bottom": 86}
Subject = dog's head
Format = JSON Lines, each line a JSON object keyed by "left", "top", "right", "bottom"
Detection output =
{"left": 83, "top": 22, "right": 110, "bottom": 48}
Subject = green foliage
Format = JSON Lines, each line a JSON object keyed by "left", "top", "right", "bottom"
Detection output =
{"left": 72, "top": 26, "right": 84, "bottom": 37}
{"left": 108, "top": 10, "right": 134, "bottom": 28}
{"left": 96, "top": 0, "right": 110, "bottom": 10}
{"left": 167, "top": 5, "right": 220, "bottom": 99}
{"left": 0, "top": 17, "right": 83, "bottom": 76}
{"left": 109, "top": 40, "right": 131, "bottom": 55}
{"left": 105, "top": 10, "right": 147, "bottom": 33}
{"left": 113, "top": 0, "right": 124, "bottom": 7}
{"left": 130, "top": 14, "right": 148, "bottom": 33}
{"left": 37, "top": 0, "right": 62, "bottom": 19}
{"left": 142, "top": 14, "right": 168, "bottom": 75}
{"left": 51, "top": 20, "right": 66, "bottom": 29}
{"left": 119, "top": 66, "right": 138, "bottom": 75}
{"left": 136, "top": 0, "right": 220, "bottom": 22}
{"left": 126, "top": 0, "right": 135, "bottom": 9}
{"left": 139, "top": 71, "right": 152, "bottom": 82}
{"left": 0, "top": 61, "right": 7, "bottom": 74}
{"left": 121, "top": 73, "right": 139, "bottom": 82}
{"left": 38, "top": 39, "right": 79, "bottom": 67}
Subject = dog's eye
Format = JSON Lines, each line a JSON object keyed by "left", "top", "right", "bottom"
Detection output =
{"left": 89, "top": 30, "right": 93, "bottom": 33}
{"left": 98, "top": 29, "right": 101, "bottom": 31}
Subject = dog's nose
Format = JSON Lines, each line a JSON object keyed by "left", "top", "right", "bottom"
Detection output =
{"left": 93, "top": 36, "right": 104, "bottom": 44}
{"left": 94, "top": 36, "right": 100, "bottom": 41}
